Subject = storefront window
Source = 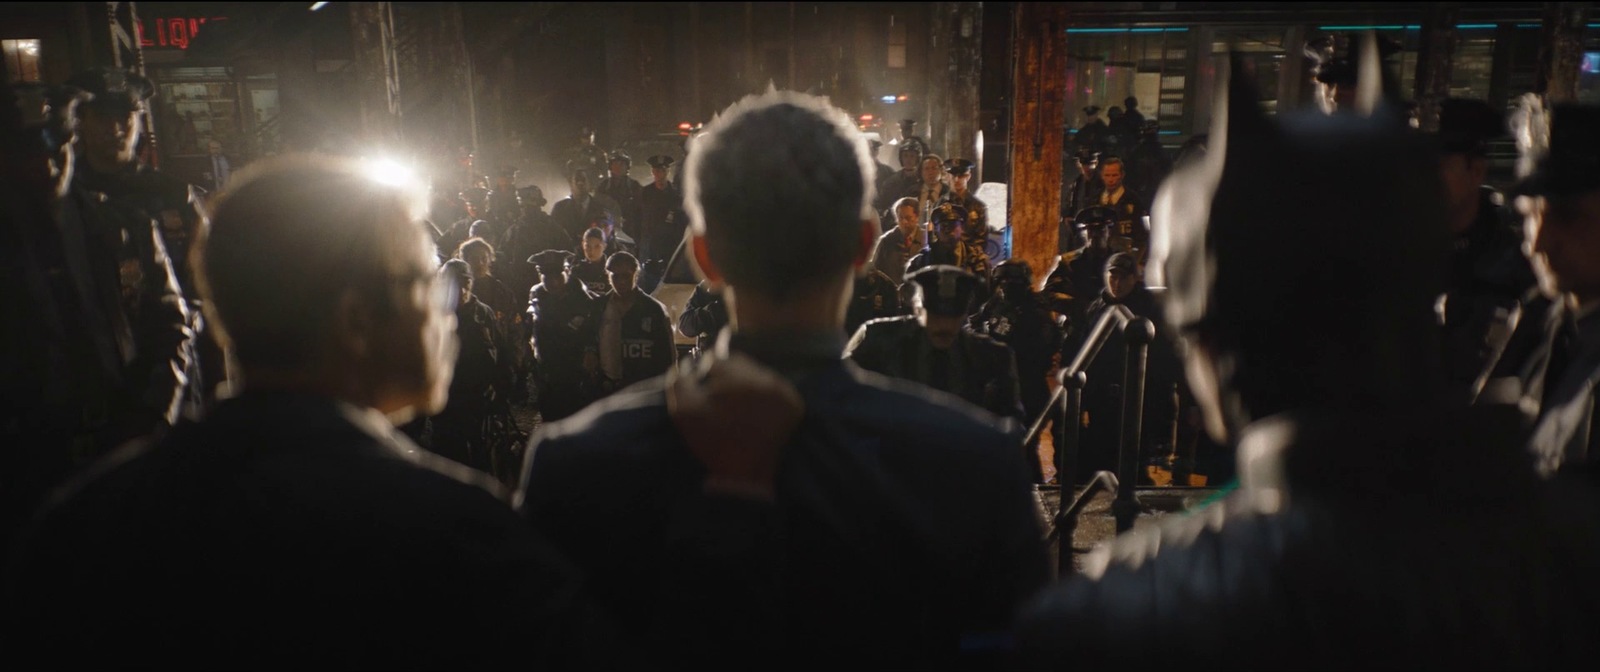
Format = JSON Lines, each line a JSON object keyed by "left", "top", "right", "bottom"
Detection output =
{"left": 1064, "top": 28, "right": 1191, "bottom": 133}
{"left": 1211, "top": 29, "right": 1290, "bottom": 115}
{"left": 153, "top": 66, "right": 240, "bottom": 158}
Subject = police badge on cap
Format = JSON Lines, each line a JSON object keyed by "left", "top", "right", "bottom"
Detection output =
{"left": 909, "top": 265, "right": 979, "bottom": 316}
{"left": 646, "top": 155, "right": 675, "bottom": 169}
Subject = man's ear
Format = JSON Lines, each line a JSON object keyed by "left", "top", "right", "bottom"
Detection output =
{"left": 690, "top": 234, "right": 724, "bottom": 290}
{"left": 332, "top": 288, "right": 373, "bottom": 359}
{"left": 853, "top": 218, "right": 877, "bottom": 270}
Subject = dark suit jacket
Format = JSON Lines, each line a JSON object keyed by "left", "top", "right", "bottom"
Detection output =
{"left": 517, "top": 333, "right": 1046, "bottom": 669}
{"left": 3, "top": 391, "right": 603, "bottom": 670}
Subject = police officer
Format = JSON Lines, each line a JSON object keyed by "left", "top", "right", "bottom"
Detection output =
{"left": 1060, "top": 149, "right": 1102, "bottom": 231}
{"left": 880, "top": 124, "right": 925, "bottom": 208}
{"left": 907, "top": 202, "right": 991, "bottom": 298}
{"left": 1044, "top": 205, "right": 1118, "bottom": 331}
{"left": 484, "top": 165, "right": 521, "bottom": 240}
{"left": 570, "top": 228, "right": 612, "bottom": 294}
{"left": 677, "top": 279, "right": 728, "bottom": 358}
{"left": 498, "top": 184, "right": 569, "bottom": 304}
{"left": 587, "top": 252, "right": 676, "bottom": 398}
{"left": 1, "top": 79, "right": 190, "bottom": 550}
{"left": 438, "top": 187, "right": 488, "bottom": 262}
{"left": 598, "top": 150, "right": 643, "bottom": 239}
{"left": 972, "top": 260, "right": 1064, "bottom": 443}
{"left": 526, "top": 249, "right": 600, "bottom": 423}
{"left": 1074, "top": 105, "right": 1109, "bottom": 155}
{"left": 845, "top": 267, "right": 904, "bottom": 337}
{"left": 1434, "top": 98, "right": 1536, "bottom": 400}
{"left": 550, "top": 164, "right": 622, "bottom": 247}
{"left": 867, "top": 136, "right": 897, "bottom": 212}
{"left": 846, "top": 265, "right": 1023, "bottom": 420}
{"left": 429, "top": 259, "right": 512, "bottom": 475}
{"left": 63, "top": 68, "right": 209, "bottom": 415}
{"left": 1069, "top": 252, "right": 1177, "bottom": 481}
{"left": 565, "top": 126, "right": 608, "bottom": 176}
{"left": 638, "top": 155, "right": 686, "bottom": 264}
{"left": 940, "top": 158, "right": 987, "bottom": 242}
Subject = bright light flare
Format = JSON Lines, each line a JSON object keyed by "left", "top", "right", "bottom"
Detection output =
{"left": 362, "top": 156, "right": 418, "bottom": 188}
{"left": 309, "top": 2, "right": 330, "bottom": 11}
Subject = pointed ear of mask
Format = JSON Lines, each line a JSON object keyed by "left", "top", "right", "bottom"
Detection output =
{"left": 1353, "top": 30, "right": 1382, "bottom": 117}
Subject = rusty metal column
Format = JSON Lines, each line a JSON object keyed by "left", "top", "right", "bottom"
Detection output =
{"left": 1007, "top": 3, "right": 1067, "bottom": 287}
{"left": 1413, "top": 3, "right": 1459, "bottom": 133}
{"left": 1536, "top": 3, "right": 1589, "bottom": 104}
{"left": 350, "top": 1, "right": 403, "bottom": 146}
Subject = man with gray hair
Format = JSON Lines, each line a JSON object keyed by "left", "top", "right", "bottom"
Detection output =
{"left": 518, "top": 89, "right": 1045, "bottom": 668}
{"left": 3, "top": 155, "right": 602, "bottom": 668}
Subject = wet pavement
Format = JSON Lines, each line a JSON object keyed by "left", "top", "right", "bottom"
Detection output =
{"left": 1035, "top": 485, "right": 1225, "bottom": 574}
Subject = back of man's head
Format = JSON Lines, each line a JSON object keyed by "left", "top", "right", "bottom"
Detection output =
{"left": 197, "top": 154, "right": 433, "bottom": 375}
{"left": 685, "top": 90, "right": 875, "bottom": 301}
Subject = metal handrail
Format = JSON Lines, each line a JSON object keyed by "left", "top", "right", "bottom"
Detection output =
{"left": 1041, "top": 469, "right": 1119, "bottom": 545}
{"left": 1022, "top": 304, "right": 1135, "bottom": 447}
{"left": 1019, "top": 303, "right": 1156, "bottom": 579}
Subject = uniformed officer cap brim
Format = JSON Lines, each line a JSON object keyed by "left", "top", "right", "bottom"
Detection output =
{"left": 65, "top": 67, "right": 154, "bottom": 113}
{"left": 647, "top": 155, "right": 675, "bottom": 168}
{"left": 945, "top": 158, "right": 976, "bottom": 175}
{"left": 528, "top": 250, "right": 576, "bottom": 269}
{"left": 1073, "top": 206, "right": 1117, "bottom": 228}
{"left": 909, "top": 265, "right": 980, "bottom": 315}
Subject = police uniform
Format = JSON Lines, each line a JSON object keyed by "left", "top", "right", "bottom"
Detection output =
{"left": 1097, "top": 183, "right": 1147, "bottom": 260}
{"left": 638, "top": 155, "right": 687, "bottom": 263}
{"left": 972, "top": 261, "right": 1065, "bottom": 433}
{"left": 1071, "top": 253, "right": 1179, "bottom": 480}
{"left": 906, "top": 203, "right": 991, "bottom": 296}
{"left": 564, "top": 127, "right": 608, "bottom": 177}
{"left": 939, "top": 159, "right": 989, "bottom": 243}
{"left": 589, "top": 285, "right": 677, "bottom": 396}
{"left": 846, "top": 266, "right": 1023, "bottom": 420}
{"left": 1061, "top": 150, "right": 1103, "bottom": 225}
{"left": 597, "top": 151, "right": 644, "bottom": 237}
{"left": 1, "top": 146, "right": 193, "bottom": 540}
{"left": 677, "top": 280, "right": 728, "bottom": 357}
{"left": 845, "top": 268, "right": 904, "bottom": 337}
{"left": 526, "top": 251, "right": 600, "bottom": 423}
{"left": 432, "top": 285, "right": 512, "bottom": 474}
{"left": 1043, "top": 206, "right": 1119, "bottom": 332}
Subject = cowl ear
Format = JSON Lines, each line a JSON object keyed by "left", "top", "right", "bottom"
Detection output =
{"left": 1353, "top": 30, "right": 1382, "bottom": 117}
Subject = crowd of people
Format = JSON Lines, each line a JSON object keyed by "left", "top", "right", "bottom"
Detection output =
{"left": 4, "top": 28, "right": 1600, "bottom": 668}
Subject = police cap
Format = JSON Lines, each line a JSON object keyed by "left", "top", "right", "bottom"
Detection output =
{"left": 909, "top": 265, "right": 981, "bottom": 316}
{"left": 647, "top": 155, "right": 675, "bottom": 169}
{"left": 1105, "top": 251, "right": 1138, "bottom": 276}
{"left": 930, "top": 202, "right": 969, "bottom": 233}
{"left": 945, "top": 158, "right": 976, "bottom": 176}
{"left": 993, "top": 259, "right": 1032, "bottom": 285}
{"left": 495, "top": 165, "right": 519, "bottom": 178}
{"left": 528, "top": 249, "right": 575, "bottom": 270}
{"left": 1084, "top": 105, "right": 1102, "bottom": 117}
{"left": 517, "top": 185, "right": 546, "bottom": 207}
{"left": 459, "top": 187, "right": 489, "bottom": 204}
{"left": 1073, "top": 205, "right": 1117, "bottom": 230}
{"left": 65, "top": 67, "right": 154, "bottom": 114}
{"left": 608, "top": 150, "right": 632, "bottom": 166}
